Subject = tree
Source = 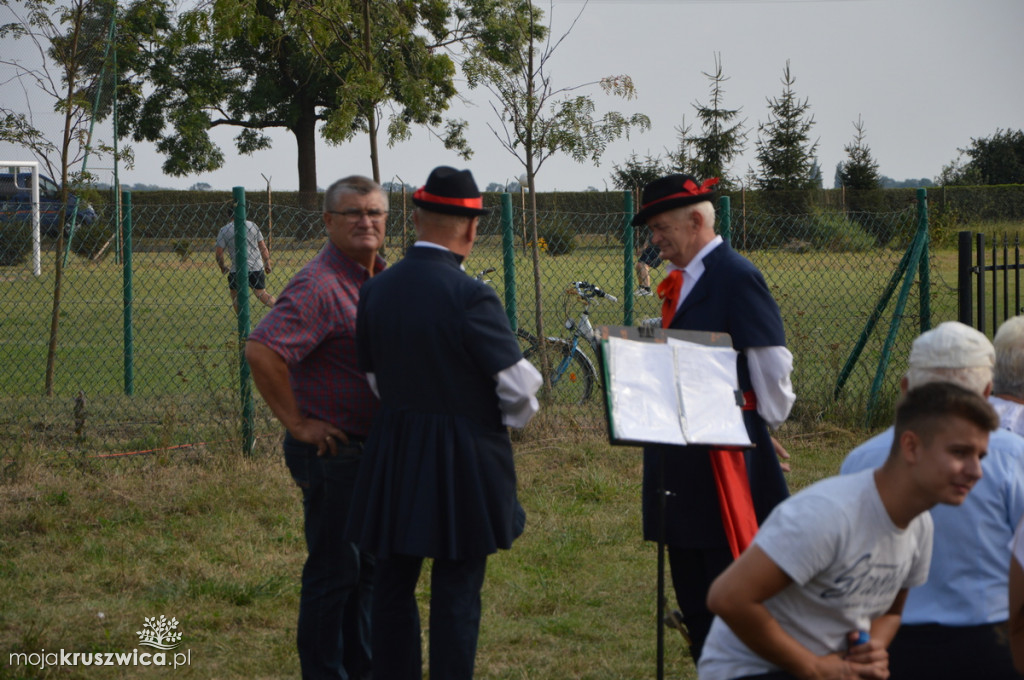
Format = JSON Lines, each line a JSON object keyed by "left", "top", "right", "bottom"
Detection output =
{"left": 665, "top": 115, "right": 695, "bottom": 175}
{"left": 752, "top": 61, "right": 819, "bottom": 191}
{"left": 836, "top": 115, "right": 880, "bottom": 190}
{"left": 463, "top": 0, "right": 649, "bottom": 384}
{"left": 880, "top": 176, "right": 934, "bottom": 189}
{"left": 0, "top": 0, "right": 119, "bottom": 183}
{"left": 809, "top": 159, "right": 823, "bottom": 189}
{"left": 684, "top": 53, "right": 746, "bottom": 187}
{"left": 110, "top": 0, "right": 533, "bottom": 199}
{"left": 610, "top": 152, "right": 667, "bottom": 192}
{"left": 1, "top": 0, "right": 119, "bottom": 396}
{"left": 939, "top": 128, "right": 1024, "bottom": 185}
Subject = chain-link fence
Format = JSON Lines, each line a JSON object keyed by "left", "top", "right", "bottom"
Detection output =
{"left": 0, "top": 188, "right": 999, "bottom": 462}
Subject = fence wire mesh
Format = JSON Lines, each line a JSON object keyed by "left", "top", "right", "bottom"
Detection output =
{"left": 0, "top": 192, "right": 973, "bottom": 463}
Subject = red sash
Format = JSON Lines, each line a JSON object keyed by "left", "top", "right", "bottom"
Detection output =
{"left": 710, "top": 390, "right": 759, "bottom": 559}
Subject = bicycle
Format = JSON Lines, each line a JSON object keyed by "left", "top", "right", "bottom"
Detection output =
{"left": 516, "top": 280, "right": 618, "bottom": 405}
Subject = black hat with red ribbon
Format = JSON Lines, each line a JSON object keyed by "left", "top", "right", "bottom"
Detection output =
{"left": 632, "top": 174, "right": 719, "bottom": 226}
{"left": 412, "top": 166, "right": 490, "bottom": 217}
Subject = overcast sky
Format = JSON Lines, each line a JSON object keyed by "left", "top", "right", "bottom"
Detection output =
{"left": 3, "top": 0, "right": 1023, "bottom": 192}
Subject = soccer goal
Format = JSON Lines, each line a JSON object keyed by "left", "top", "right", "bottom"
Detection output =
{"left": 1, "top": 161, "right": 41, "bottom": 276}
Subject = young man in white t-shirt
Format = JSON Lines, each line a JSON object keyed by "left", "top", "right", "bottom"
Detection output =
{"left": 214, "top": 211, "right": 276, "bottom": 313}
{"left": 698, "top": 381, "right": 998, "bottom": 680}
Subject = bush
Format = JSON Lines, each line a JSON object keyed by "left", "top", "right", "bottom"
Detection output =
{"left": 70, "top": 219, "right": 114, "bottom": 259}
{"left": 0, "top": 221, "right": 32, "bottom": 266}
{"left": 801, "top": 210, "right": 876, "bottom": 252}
{"left": 538, "top": 223, "right": 577, "bottom": 256}
{"left": 172, "top": 239, "right": 194, "bottom": 262}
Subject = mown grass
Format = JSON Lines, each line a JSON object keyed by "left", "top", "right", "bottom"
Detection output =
{"left": 0, "top": 409, "right": 866, "bottom": 680}
{"left": 0, "top": 217, "right": 989, "bottom": 431}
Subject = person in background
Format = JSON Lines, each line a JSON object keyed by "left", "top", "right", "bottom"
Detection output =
{"left": 346, "top": 166, "right": 541, "bottom": 680}
{"left": 215, "top": 203, "right": 276, "bottom": 313}
{"left": 246, "top": 176, "right": 388, "bottom": 680}
{"left": 699, "top": 381, "right": 997, "bottom": 680}
{"left": 635, "top": 236, "right": 661, "bottom": 297}
{"left": 992, "top": 315, "right": 1024, "bottom": 436}
{"left": 840, "top": 321, "right": 1024, "bottom": 680}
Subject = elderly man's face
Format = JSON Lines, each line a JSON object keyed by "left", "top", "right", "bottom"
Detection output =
{"left": 647, "top": 205, "right": 703, "bottom": 268}
{"left": 324, "top": 190, "right": 387, "bottom": 261}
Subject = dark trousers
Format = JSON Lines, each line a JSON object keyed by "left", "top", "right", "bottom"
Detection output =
{"left": 285, "top": 434, "right": 374, "bottom": 680}
{"left": 888, "top": 621, "right": 1020, "bottom": 680}
{"left": 371, "top": 553, "right": 488, "bottom": 680}
{"left": 667, "top": 544, "right": 735, "bottom": 662}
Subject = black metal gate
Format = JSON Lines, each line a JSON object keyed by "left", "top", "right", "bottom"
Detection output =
{"left": 958, "top": 230, "right": 1024, "bottom": 335}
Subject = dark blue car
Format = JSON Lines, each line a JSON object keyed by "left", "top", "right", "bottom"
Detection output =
{"left": 0, "top": 171, "right": 97, "bottom": 237}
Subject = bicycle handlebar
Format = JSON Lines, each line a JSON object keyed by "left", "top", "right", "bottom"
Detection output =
{"left": 571, "top": 281, "right": 617, "bottom": 303}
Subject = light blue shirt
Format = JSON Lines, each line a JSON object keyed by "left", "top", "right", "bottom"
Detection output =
{"left": 840, "top": 427, "right": 1024, "bottom": 624}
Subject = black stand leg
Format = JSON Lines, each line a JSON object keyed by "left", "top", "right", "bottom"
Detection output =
{"left": 657, "top": 449, "right": 666, "bottom": 680}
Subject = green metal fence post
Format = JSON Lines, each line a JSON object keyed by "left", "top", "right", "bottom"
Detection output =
{"left": 719, "top": 195, "right": 732, "bottom": 246}
{"left": 917, "top": 188, "right": 931, "bottom": 333}
{"left": 623, "top": 190, "right": 635, "bottom": 326}
{"left": 501, "top": 193, "right": 517, "bottom": 330}
{"left": 233, "top": 187, "right": 255, "bottom": 456}
{"left": 833, "top": 243, "right": 917, "bottom": 399}
{"left": 865, "top": 225, "right": 930, "bottom": 424}
{"left": 121, "top": 190, "right": 134, "bottom": 396}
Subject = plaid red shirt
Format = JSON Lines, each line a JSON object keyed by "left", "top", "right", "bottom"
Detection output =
{"left": 249, "top": 243, "right": 386, "bottom": 436}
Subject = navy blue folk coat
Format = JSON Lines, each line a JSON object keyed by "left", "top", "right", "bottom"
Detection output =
{"left": 641, "top": 242, "right": 791, "bottom": 549}
{"left": 347, "top": 246, "right": 526, "bottom": 560}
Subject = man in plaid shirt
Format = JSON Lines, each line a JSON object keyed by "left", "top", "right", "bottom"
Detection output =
{"left": 246, "top": 175, "right": 387, "bottom": 680}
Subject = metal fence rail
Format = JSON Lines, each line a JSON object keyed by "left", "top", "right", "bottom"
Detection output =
{"left": 0, "top": 189, "right": 965, "bottom": 459}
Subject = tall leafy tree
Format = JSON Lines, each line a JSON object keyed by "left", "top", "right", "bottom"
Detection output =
{"left": 753, "top": 60, "right": 819, "bottom": 191}
{"left": 836, "top": 115, "right": 880, "bottom": 190}
{"left": 288, "top": 0, "right": 538, "bottom": 184}
{"left": 939, "top": 128, "right": 1024, "bottom": 185}
{"left": 463, "top": 0, "right": 649, "bottom": 371}
{"left": 684, "top": 53, "right": 746, "bottom": 187}
{"left": 110, "top": 0, "right": 534, "bottom": 198}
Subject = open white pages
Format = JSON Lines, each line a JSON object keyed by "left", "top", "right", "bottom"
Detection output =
{"left": 603, "top": 335, "right": 751, "bottom": 447}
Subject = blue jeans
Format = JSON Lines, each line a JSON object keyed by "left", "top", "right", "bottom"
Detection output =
{"left": 284, "top": 433, "right": 374, "bottom": 680}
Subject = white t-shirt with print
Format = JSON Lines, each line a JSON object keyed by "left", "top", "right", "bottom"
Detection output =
{"left": 698, "top": 469, "right": 933, "bottom": 680}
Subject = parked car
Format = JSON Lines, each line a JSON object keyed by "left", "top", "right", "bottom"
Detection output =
{"left": 0, "top": 171, "right": 98, "bottom": 237}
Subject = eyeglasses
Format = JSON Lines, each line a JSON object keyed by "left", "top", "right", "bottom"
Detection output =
{"left": 326, "top": 209, "right": 389, "bottom": 221}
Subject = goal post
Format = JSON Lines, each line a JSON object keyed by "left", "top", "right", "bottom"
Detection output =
{"left": 1, "top": 161, "right": 41, "bottom": 276}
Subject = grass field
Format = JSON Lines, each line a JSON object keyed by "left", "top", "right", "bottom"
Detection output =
{"left": 0, "top": 409, "right": 863, "bottom": 680}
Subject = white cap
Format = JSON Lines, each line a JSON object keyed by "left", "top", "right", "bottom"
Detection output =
{"left": 909, "top": 321, "right": 994, "bottom": 369}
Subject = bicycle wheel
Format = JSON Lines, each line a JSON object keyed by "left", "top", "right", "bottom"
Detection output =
{"left": 520, "top": 333, "right": 596, "bottom": 405}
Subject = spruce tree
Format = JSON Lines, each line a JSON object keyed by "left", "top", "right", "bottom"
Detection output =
{"left": 753, "top": 61, "right": 819, "bottom": 191}
{"left": 837, "top": 115, "right": 881, "bottom": 190}
{"left": 686, "top": 53, "right": 746, "bottom": 188}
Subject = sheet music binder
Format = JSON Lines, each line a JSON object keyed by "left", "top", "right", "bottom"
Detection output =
{"left": 596, "top": 325, "right": 752, "bottom": 448}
